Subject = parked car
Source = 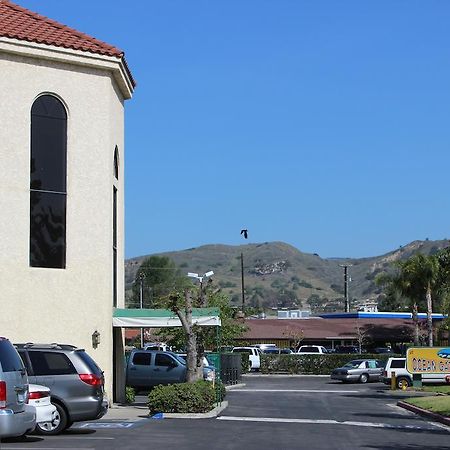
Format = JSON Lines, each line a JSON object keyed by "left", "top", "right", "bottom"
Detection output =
{"left": 232, "top": 347, "right": 261, "bottom": 370}
{"left": 175, "top": 353, "right": 216, "bottom": 370}
{"left": 15, "top": 343, "right": 108, "bottom": 435}
{"left": 0, "top": 337, "right": 36, "bottom": 439}
{"left": 373, "top": 347, "right": 394, "bottom": 354}
{"left": 126, "top": 350, "right": 215, "bottom": 391}
{"left": 28, "top": 384, "right": 57, "bottom": 433}
{"left": 296, "top": 345, "right": 328, "bottom": 355}
{"left": 334, "top": 346, "right": 360, "bottom": 354}
{"left": 330, "top": 359, "right": 384, "bottom": 383}
{"left": 382, "top": 357, "right": 450, "bottom": 389}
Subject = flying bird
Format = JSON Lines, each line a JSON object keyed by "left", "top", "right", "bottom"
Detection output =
{"left": 240, "top": 229, "right": 248, "bottom": 239}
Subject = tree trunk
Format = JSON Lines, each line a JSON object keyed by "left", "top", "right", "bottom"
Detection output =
{"left": 175, "top": 290, "right": 200, "bottom": 383}
{"left": 412, "top": 302, "right": 419, "bottom": 346}
{"left": 426, "top": 284, "right": 433, "bottom": 347}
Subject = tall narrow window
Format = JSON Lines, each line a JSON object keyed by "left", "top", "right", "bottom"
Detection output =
{"left": 30, "top": 95, "right": 67, "bottom": 268}
{"left": 114, "top": 146, "right": 119, "bottom": 180}
{"left": 113, "top": 186, "right": 118, "bottom": 306}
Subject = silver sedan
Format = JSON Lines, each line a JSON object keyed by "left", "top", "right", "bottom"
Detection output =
{"left": 330, "top": 359, "right": 384, "bottom": 384}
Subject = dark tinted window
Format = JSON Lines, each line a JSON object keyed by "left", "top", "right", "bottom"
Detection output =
{"left": 390, "top": 359, "right": 406, "bottom": 369}
{"left": 30, "top": 95, "right": 67, "bottom": 269}
{"left": 30, "top": 191, "right": 66, "bottom": 268}
{"left": 132, "top": 353, "right": 151, "bottom": 366}
{"left": 155, "top": 354, "right": 175, "bottom": 367}
{"left": 31, "top": 96, "right": 67, "bottom": 192}
{"left": 233, "top": 348, "right": 251, "bottom": 353}
{"left": 76, "top": 350, "right": 102, "bottom": 375}
{"left": 0, "top": 340, "right": 24, "bottom": 372}
{"left": 114, "top": 146, "right": 119, "bottom": 179}
{"left": 29, "top": 351, "right": 76, "bottom": 376}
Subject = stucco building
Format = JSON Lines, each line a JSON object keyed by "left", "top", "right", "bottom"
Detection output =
{"left": 0, "top": 0, "right": 135, "bottom": 401}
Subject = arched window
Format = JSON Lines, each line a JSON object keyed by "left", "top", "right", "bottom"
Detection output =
{"left": 114, "top": 146, "right": 119, "bottom": 179}
{"left": 30, "top": 95, "right": 67, "bottom": 268}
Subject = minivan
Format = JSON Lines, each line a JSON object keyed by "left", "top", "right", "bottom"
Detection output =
{"left": 16, "top": 343, "right": 108, "bottom": 435}
{"left": 0, "top": 338, "right": 36, "bottom": 439}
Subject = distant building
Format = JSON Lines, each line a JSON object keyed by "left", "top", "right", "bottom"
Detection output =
{"left": 277, "top": 310, "right": 310, "bottom": 319}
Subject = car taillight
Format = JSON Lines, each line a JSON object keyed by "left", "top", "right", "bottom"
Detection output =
{"left": 79, "top": 374, "right": 103, "bottom": 386}
{"left": 28, "top": 391, "right": 49, "bottom": 400}
{"left": 383, "top": 370, "right": 387, "bottom": 377}
{"left": 0, "top": 381, "right": 6, "bottom": 408}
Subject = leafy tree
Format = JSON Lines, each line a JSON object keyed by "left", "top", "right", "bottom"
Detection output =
{"left": 156, "top": 280, "right": 248, "bottom": 382}
{"left": 129, "top": 256, "right": 188, "bottom": 308}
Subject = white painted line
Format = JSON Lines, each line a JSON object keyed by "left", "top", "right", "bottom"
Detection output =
{"left": 232, "top": 389, "right": 360, "bottom": 394}
{"left": 217, "top": 415, "right": 450, "bottom": 432}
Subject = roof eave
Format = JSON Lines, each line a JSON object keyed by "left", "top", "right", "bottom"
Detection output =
{"left": 0, "top": 36, "right": 135, "bottom": 99}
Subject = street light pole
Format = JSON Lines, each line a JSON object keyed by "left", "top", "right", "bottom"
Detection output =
{"left": 188, "top": 271, "right": 214, "bottom": 306}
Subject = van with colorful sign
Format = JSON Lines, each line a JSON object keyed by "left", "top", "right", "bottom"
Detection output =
{"left": 407, "top": 347, "right": 450, "bottom": 375}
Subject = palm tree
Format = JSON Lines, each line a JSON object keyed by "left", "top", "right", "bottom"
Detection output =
{"left": 377, "top": 254, "right": 439, "bottom": 346}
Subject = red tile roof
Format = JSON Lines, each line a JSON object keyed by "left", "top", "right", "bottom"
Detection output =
{"left": 0, "top": 0, "right": 123, "bottom": 57}
{"left": 242, "top": 318, "right": 416, "bottom": 341}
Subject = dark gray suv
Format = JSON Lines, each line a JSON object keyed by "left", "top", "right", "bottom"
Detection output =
{"left": 16, "top": 343, "right": 107, "bottom": 435}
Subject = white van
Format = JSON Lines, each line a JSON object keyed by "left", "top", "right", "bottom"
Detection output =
{"left": 382, "top": 357, "right": 450, "bottom": 389}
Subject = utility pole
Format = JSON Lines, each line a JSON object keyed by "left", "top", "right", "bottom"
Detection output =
{"left": 339, "top": 264, "right": 352, "bottom": 313}
{"left": 241, "top": 252, "right": 245, "bottom": 313}
{"left": 138, "top": 272, "right": 146, "bottom": 348}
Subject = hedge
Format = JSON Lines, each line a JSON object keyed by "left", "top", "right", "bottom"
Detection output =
{"left": 147, "top": 380, "right": 226, "bottom": 414}
{"left": 260, "top": 353, "right": 400, "bottom": 375}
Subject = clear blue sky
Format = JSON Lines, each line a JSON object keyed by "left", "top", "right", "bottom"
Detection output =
{"left": 19, "top": 1, "right": 450, "bottom": 259}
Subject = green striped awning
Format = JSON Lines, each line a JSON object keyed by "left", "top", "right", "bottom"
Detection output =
{"left": 113, "top": 308, "right": 221, "bottom": 327}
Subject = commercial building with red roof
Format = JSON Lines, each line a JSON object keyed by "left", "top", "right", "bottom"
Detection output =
{"left": 0, "top": 1, "right": 135, "bottom": 403}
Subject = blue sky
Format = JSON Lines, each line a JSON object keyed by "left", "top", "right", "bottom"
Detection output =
{"left": 19, "top": 1, "right": 450, "bottom": 259}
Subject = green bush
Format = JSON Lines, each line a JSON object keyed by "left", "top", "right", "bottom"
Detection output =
{"left": 125, "top": 386, "right": 135, "bottom": 404}
{"left": 147, "top": 380, "right": 225, "bottom": 414}
{"left": 239, "top": 352, "right": 251, "bottom": 373}
{"left": 260, "top": 353, "right": 399, "bottom": 375}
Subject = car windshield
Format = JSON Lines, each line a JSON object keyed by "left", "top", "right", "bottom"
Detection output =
{"left": 343, "top": 360, "right": 364, "bottom": 368}
{"left": 169, "top": 353, "right": 187, "bottom": 365}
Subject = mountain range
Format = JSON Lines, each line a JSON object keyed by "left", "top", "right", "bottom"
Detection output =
{"left": 124, "top": 239, "right": 449, "bottom": 312}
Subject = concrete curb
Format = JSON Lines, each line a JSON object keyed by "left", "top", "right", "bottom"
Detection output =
{"left": 159, "top": 401, "right": 228, "bottom": 419}
{"left": 397, "top": 400, "right": 450, "bottom": 427}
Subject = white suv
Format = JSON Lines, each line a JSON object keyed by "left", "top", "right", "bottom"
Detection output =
{"left": 382, "top": 357, "right": 450, "bottom": 389}
{"left": 232, "top": 347, "right": 261, "bottom": 370}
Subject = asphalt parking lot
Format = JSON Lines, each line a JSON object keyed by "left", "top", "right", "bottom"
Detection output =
{"left": 1, "top": 376, "right": 449, "bottom": 450}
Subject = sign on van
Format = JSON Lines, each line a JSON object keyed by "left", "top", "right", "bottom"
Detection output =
{"left": 406, "top": 347, "right": 450, "bottom": 375}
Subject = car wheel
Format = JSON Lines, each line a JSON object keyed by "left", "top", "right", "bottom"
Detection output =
{"left": 359, "top": 373, "right": 369, "bottom": 384}
{"left": 35, "top": 402, "right": 68, "bottom": 435}
{"left": 396, "top": 377, "right": 411, "bottom": 389}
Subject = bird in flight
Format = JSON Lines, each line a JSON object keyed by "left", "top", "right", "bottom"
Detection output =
{"left": 240, "top": 229, "right": 248, "bottom": 239}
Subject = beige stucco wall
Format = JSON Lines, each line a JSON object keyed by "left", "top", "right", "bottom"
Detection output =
{"left": 0, "top": 44, "right": 130, "bottom": 401}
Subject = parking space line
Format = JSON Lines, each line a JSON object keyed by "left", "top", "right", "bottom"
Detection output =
{"left": 231, "top": 389, "right": 361, "bottom": 393}
{"left": 217, "top": 415, "right": 450, "bottom": 432}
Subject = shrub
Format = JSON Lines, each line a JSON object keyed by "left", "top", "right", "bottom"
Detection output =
{"left": 239, "top": 352, "right": 251, "bottom": 373}
{"left": 147, "top": 380, "right": 225, "bottom": 414}
{"left": 260, "top": 354, "right": 399, "bottom": 375}
{"left": 125, "top": 386, "right": 135, "bottom": 404}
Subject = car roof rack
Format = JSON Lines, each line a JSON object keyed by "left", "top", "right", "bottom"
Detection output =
{"left": 14, "top": 343, "right": 78, "bottom": 350}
